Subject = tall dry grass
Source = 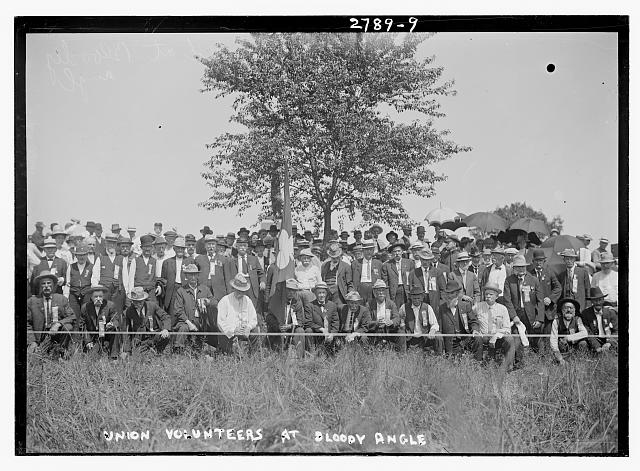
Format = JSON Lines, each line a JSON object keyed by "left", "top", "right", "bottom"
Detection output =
{"left": 26, "top": 345, "right": 619, "bottom": 454}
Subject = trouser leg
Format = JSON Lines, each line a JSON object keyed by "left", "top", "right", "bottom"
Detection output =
{"left": 473, "top": 336, "right": 485, "bottom": 361}
{"left": 173, "top": 323, "right": 189, "bottom": 348}
{"left": 498, "top": 336, "right": 516, "bottom": 369}
{"left": 248, "top": 326, "right": 263, "bottom": 353}
{"left": 265, "top": 313, "right": 282, "bottom": 351}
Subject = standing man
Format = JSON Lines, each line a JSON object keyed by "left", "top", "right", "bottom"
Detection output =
{"left": 590, "top": 253, "right": 618, "bottom": 307}
{"left": 27, "top": 271, "right": 76, "bottom": 357}
{"left": 225, "top": 232, "right": 236, "bottom": 258}
{"left": 153, "top": 236, "right": 169, "bottom": 279}
{"left": 90, "top": 234, "right": 123, "bottom": 305}
{"left": 321, "top": 242, "right": 353, "bottom": 309}
{"left": 85, "top": 237, "right": 98, "bottom": 265}
{"left": 126, "top": 226, "right": 141, "bottom": 257}
{"left": 163, "top": 230, "right": 178, "bottom": 259}
{"left": 85, "top": 221, "right": 96, "bottom": 238}
{"left": 348, "top": 230, "right": 363, "bottom": 252}
{"left": 223, "top": 236, "right": 265, "bottom": 310}
{"left": 31, "top": 237, "right": 67, "bottom": 295}
{"left": 195, "top": 234, "right": 228, "bottom": 304}
{"left": 195, "top": 225, "right": 213, "bottom": 256}
{"left": 66, "top": 242, "right": 93, "bottom": 318}
{"left": 480, "top": 246, "right": 512, "bottom": 301}
{"left": 400, "top": 224, "right": 413, "bottom": 251}
{"left": 382, "top": 241, "right": 415, "bottom": 310}
{"left": 409, "top": 249, "right": 446, "bottom": 321}
{"left": 159, "top": 237, "right": 190, "bottom": 317}
{"left": 416, "top": 225, "right": 429, "bottom": 246}
{"left": 502, "top": 255, "right": 545, "bottom": 357}
{"left": 556, "top": 248, "right": 591, "bottom": 313}
{"left": 351, "top": 239, "right": 382, "bottom": 305}
{"left": 591, "top": 237, "right": 611, "bottom": 271}
{"left": 576, "top": 234, "right": 596, "bottom": 276}
{"left": 447, "top": 251, "right": 481, "bottom": 313}
{"left": 185, "top": 234, "right": 197, "bottom": 259}
{"left": 94, "top": 223, "right": 106, "bottom": 256}
{"left": 153, "top": 222, "right": 163, "bottom": 238}
{"left": 118, "top": 236, "right": 137, "bottom": 309}
{"left": 528, "top": 249, "right": 562, "bottom": 336}
{"left": 31, "top": 221, "right": 45, "bottom": 251}
{"left": 134, "top": 235, "right": 159, "bottom": 303}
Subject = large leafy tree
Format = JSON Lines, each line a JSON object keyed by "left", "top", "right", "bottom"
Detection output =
{"left": 199, "top": 33, "right": 469, "bottom": 240}
{"left": 493, "top": 202, "right": 564, "bottom": 234}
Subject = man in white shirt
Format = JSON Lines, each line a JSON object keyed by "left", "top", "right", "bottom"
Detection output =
{"left": 399, "top": 285, "right": 442, "bottom": 354}
{"left": 366, "top": 280, "right": 403, "bottom": 350}
{"left": 550, "top": 298, "right": 589, "bottom": 364}
{"left": 482, "top": 246, "right": 511, "bottom": 300}
{"left": 217, "top": 273, "right": 263, "bottom": 355}
{"left": 576, "top": 234, "right": 596, "bottom": 275}
{"left": 295, "top": 248, "right": 322, "bottom": 309}
{"left": 590, "top": 253, "right": 618, "bottom": 306}
{"left": 470, "top": 282, "right": 516, "bottom": 369}
{"left": 163, "top": 230, "right": 178, "bottom": 259}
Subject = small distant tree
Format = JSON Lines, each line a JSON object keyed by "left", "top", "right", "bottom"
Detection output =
{"left": 493, "top": 202, "right": 564, "bottom": 234}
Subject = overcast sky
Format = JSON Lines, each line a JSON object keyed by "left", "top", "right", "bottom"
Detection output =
{"left": 26, "top": 31, "right": 618, "bottom": 242}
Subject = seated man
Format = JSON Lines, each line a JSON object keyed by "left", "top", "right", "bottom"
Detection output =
{"left": 79, "top": 285, "right": 120, "bottom": 358}
{"left": 438, "top": 279, "right": 478, "bottom": 355}
{"left": 550, "top": 298, "right": 589, "bottom": 364}
{"left": 304, "top": 281, "right": 340, "bottom": 354}
{"left": 121, "top": 286, "right": 171, "bottom": 357}
{"left": 579, "top": 287, "right": 618, "bottom": 353}
{"left": 172, "top": 264, "right": 215, "bottom": 353}
{"left": 27, "top": 270, "right": 76, "bottom": 357}
{"left": 366, "top": 280, "right": 405, "bottom": 351}
{"left": 338, "top": 291, "right": 372, "bottom": 345}
{"left": 470, "top": 282, "right": 517, "bottom": 369}
{"left": 398, "top": 285, "right": 442, "bottom": 354}
{"left": 217, "top": 273, "right": 263, "bottom": 355}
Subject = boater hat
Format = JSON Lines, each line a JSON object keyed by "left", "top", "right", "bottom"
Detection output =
{"left": 511, "top": 255, "right": 529, "bottom": 267}
{"left": 90, "top": 285, "right": 108, "bottom": 294}
{"left": 128, "top": 287, "right": 149, "bottom": 301}
{"left": 483, "top": 282, "right": 501, "bottom": 294}
{"left": 372, "top": 280, "right": 387, "bottom": 290}
{"left": 345, "top": 291, "right": 362, "bottom": 302}
{"left": 182, "top": 264, "right": 200, "bottom": 274}
{"left": 313, "top": 282, "right": 328, "bottom": 292}
{"left": 230, "top": 273, "right": 251, "bottom": 292}
{"left": 42, "top": 237, "right": 57, "bottom": 249}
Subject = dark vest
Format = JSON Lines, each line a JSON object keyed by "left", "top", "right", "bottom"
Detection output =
{"left": 134, "top": 256, "right": 156, "bottom": 289}
{"left": 69, "top": 262, "right": 93, "bottom": 292}
{"left": 557, "top": 316, "right": 579, "bottom": 336}
{"left": 99, "top": 254, "right": 123, "bottom": 288}
{"left": 405, "top": 302, "right": 432, "bottom": 333}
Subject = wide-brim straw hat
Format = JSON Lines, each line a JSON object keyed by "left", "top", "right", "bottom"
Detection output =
{"left": 230, "top": 274, "right": 250, "bottom": 291}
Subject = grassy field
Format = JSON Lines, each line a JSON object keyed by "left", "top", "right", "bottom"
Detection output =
{"left": 25, "top": 345, "right": 619, "bottom": 454}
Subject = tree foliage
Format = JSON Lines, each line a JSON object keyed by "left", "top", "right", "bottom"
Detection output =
{"left": 199, "top": 33, "right": 469, "bottom": 238}
{"left": 493, "top": 202, "right": 564, "bottom": 234}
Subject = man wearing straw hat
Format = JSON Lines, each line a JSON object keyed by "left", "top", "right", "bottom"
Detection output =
{"left": 399, "top": 285, "right": 442, "bottom": 354}
{"left": 79, "top": 285, "right": 121, "bottom": 358}
{"left": 408, "top": 248, "right": 446, "bottom": 321}
{"left": 579, "top": 287, "right": 618, "bottom": 353}
{"left": 337, "top": 291, "right": 372, "bottom": 345}
{"left": 66, "top": 242, "right": 94, "bottom": 318}
{"left": 591, "top": 237, "right": 611, "bottom": 271}
{"left": 304, "top": 281, "right": 340, "bottom": 354}
{"left": 27, "top": 270, "right": 77, "bottom": 356}
{"left": 295, "top": 248, "right": 322, "bottom": 308}
{"left": 590, "top": 252, "right": 618, "bottom": 307}
{"left": 217, "top": 273, "right": 263, "bottom": 355}
{"left": 447, "top": 251, "right": 481, "bottom": 311}
{"left": 367, "top": 280, "right": 405, "bottom": 351}
{"left": 121, "top": 287, "right": 171, "bottom": 357}
{"left": 222, "top": 236, "right": 265, "bottom": 310}
{"left": 351, "top": 239, "right": 383, "bottom": 305}
{"left": 556, "top": 248, "right": 591, "bottom": 313}
{"left": 31, "top": 237, "right": 68, "bottom": 295}
{"left": 172, "top": 264, "right": 215, "bottom": 353}
{"left": 321, "top": 242, "right": 353, "bottom": 309}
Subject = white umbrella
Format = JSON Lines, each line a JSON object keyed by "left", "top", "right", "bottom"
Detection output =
{"left": 424, "top": 207, "right": 459, "bottom": 226}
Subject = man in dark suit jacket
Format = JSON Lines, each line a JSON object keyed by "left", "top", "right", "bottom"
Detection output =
{"left": 438, "top": 279, "right": 478, "bottom": 355}
{"left": 447, "top": 251, "right": 481, "bottom": 313}
{"left": 351, "top": 239, "right": 383, "bottom": 304}
{"left": 430, "top": 246, "right": 451, "bottom": 275}
{"left": 304, "top": 281, "right": 340, "bottom": 354}
{"left": 556, "top": 249, "right": 591, "bottom": 313}
{"left": 195, "top": 226, "right": 212, "bottom": 256}
{"left": 121, "top": 287, "right": 171, "bottom": 355}
{"left": 266, "top": 279, "right": 308, "bottom": 357}
{"left": 503, "top": 255, "right": 545, "bottom": 357}
{"left": 79, "top": 285, "right": 121, "bottom": 358}
{"left": 27, "top": 271, "right": 76, "bottom": 355}
{"left": 321, "top": 243, "right": 353, "bottom": 309}
{"left": 337, "top": 291, "right": 372, "bottom": 339}
{"left": 159, "top": 237, "right": 194, "bottom": 316}
{"left": 528, "top": 249, "right": 562, "bottom": 335}
{"left": 479, "top": 247, "right": 513, "bottom": 302}
{"left": 469, "top": 248, "right": 486, "bottom": 281}
{"left": 367, "top": 280, "right": 404, "bottom": 351}
{"left": 223, "top": 237, "right": 265, "bottom": 309}
{"left": 409, "top": 249, "right": 447, "bottom": 324}
{"left": 31, "top": 237, "right": 67, "bottom": 295}
{"left": 579, "top": 287, "right": 618, "bottom": 352}
{"left": 382, "top": 242, "right": 415, "bottom": 310}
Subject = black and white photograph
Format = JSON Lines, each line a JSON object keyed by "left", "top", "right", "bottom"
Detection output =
{"left": 14, "top": 12, "right": 628, "bottom": 456}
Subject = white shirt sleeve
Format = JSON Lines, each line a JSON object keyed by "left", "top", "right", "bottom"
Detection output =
{"left": 567, "top": 317, "right": 588, "bottom": 343}
{"left": 428, "top": 304, "right": 439, "bottom": 333}
{"left": 91, "top": 257, "right": 101, "bottom": 287}
{"left": 550, "top": 319, "right": 560, "bottom": 352}
{"left": 247, "top": 297, "right": 258, "bottom": 331}
{"left": 216, "top": 296, "right": 234, "bottom": 338}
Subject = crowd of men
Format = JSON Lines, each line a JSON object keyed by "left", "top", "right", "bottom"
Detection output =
{"left": 26, "top": 220, "right": 619, "bottom": 369}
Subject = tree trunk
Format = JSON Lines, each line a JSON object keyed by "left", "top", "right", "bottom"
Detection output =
{"left": 270, "top": 169, "right": 282, "bottom": 221}
{"left": 322, "top": 207, "right": 332, "bottom": 247}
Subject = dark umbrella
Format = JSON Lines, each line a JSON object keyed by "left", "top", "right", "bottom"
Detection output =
{"left": 497, "top": 229, "right": 541, "bottom": 246}
{"left": 464, "top": 212, "right": 508, "bottom": 234}
{"left": 509, "top": 217, "right": 549, "bottom": 236}
{"left": 440, "top": 220, "right": 467, "bottom": 231}
{"left": 539, "top": 235, "right": 585, "bottom": 277}
{"left": 522, "top": 247, "right": 566, "bottom": 277}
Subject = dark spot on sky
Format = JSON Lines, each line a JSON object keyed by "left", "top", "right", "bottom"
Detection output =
{"left": 547, "top": 64, "right": 555, "bottom": 73}
{"left": 158, "top": 125, "right": 162, "bottom": 129}
{"left": 602, "top": 82, "right": 605, "bottom": 85}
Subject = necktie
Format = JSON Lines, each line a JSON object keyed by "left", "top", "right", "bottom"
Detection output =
{"left": 365, "top": 260, "right": 370, "bottom": 280}
{"left": 242, "top": 256, "right": 248, "bottom": 275}
{"left": 537, "top": 270, "right": 542, "bottom": 281}
{"left": 345, "top": 309, "right": 354, "bottom": 332}
{"left": 44, "top": 298, "right": 51, "bottom": 326}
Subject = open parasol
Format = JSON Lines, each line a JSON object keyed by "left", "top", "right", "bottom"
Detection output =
{"left": 464, "top": 212, "right": 508, "bottom": 234}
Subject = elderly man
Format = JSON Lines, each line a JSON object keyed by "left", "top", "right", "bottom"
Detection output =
{"left": 481, "top": 248, "right": 493, "bottom": 267}
{"left": 409, "top": 249, "right": 446, "bottom": 321}
{"left": 32, "top": 221, "right": 45, "bottom": 251}
{"left": 468, "top": 248, "right": 485, "bottom": 279}
{"left": 400, "top": 224, "right": 413, "bottom": 252}
{"left": 121, "top": 287, "right": 171, "bottom": 357}
{"left": 503, "top": 247, "right": 518, "bottom": 271}
{"left": 369, "top": 224, "right": 387, "bottom": 253}
{"left": 90, "top": 234, "right": 124, "bottom": 305}
{"left": 224, "top": 232, "right": 236, "bottom": 258}
{"left": 528, "top": 249, "right": 562, "bottom": 338}
{"left": 66, "top": 242, "right": 94, "bottom": 318}
{"left": 366, "top": 280, "right": 404, "bottom": 351}
{"left": 185, "top": 234, "right": 197, "bottom": 259}
{"left": 576, "top": 234, "right": 596, "bottom": 275}
{"left": 338, "top": 291, "right": 372, "bottom": 345}
{"left": 223, "top": 236, "right": 265, "bottom": 310}
{"left": 469, "top": 282, "right": 517, "bottom": 368}
{"left": 295, "top": 248, "right": 322, "bottom": 308}
{"left": 117, "top": 236, "right": 137, "bottom": 305}
{"left": 399, "top": 285, "right": 442, "bottom": 354}
{"left": 304, "top": 281, "right": 340, "bottom": 354}
{"left": 27, "top": 271, "right": 76, "bottom": 356}
{"left": 348, "top": 230, "right": 363, "bottom": 252}
{"left": 125, "top": 226, "right": 142, "bottom": 257}
{"left": 431, "top": 246, "right": 450, "bottom": 275}
{"left": 503, "top": 255, "right": 545, "bottom": 356}
{"left": 195, "top": 225, "right": 213, "bottom": 256}
{"left": 479, "top": 246, "right": 512, "bottom": 301}
{"left": 159, "top": 237, "right": 192, "bottom": 317}
{"left": 351, "top": 239, "right": 383, "bottom": 305}
{"left": 93, "top": 223, "right": 106, "bottom": 256}
{"left": 172, "top": 264, "right": 215, "bottom": 353}
{"left": 278, "top": 279, "right": 308, "bottom": 357}
{"left": 48, "top": 224, "right": 73, "bottom": 266}
{"left": 31, "top": 237, "right": 67, "bottom": 295}
{"left": 134, "top": 235, "right": 160, "bottom": 303}
{"left": 85, "top": 237, "right": 98, "bottom": 265}
{"left": 448, "top": 251, "right": 481, "bottom": 312}
{"left": 79, "top": 285, "right": 120, "bottom": 358}
{"left": 579, "top": 287, "right": 618, "bottom": 353}
{"left": 217, "top": 274, "right": 263, "bottom": 355}
{"left": 557, "top": 248, "right": 591, "bottom": 312}
{"left": 550, "top": 298, "right": 589, "bottom": 365}
{"left": 590, "top": 253, "right": 618, "bottom": 307}
{"left": 382, "top": 241, "right": 415, "bottom": 311}
{"left": 416, "top": 225, "right": 429, "bottom": 246}
{"left": 195, "top": 234, "right": 228, "bottom": 304}
{"left": 153, "top": 236, "right": 169, "bottom": 275}
{"left": 438, "top": 279, "right": 478, "bottom": 355}
{"left": 591, "top": 237, "right": 611, "bottom": 271}
{"left": 321, "top": 242, "right": 353, "bottom": 309}
{"left": 160, "top": 230, "right": 176, "bottom": 259}
{"left": 153, "top": 222, "right": 163, "bottom": 237}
